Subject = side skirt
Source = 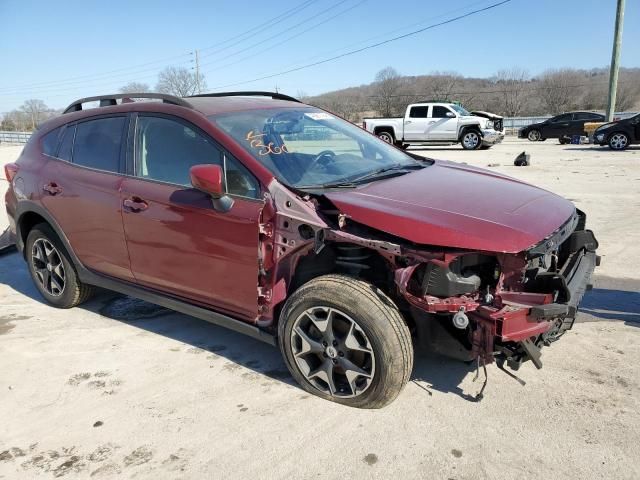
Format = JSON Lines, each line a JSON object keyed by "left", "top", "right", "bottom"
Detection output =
{"left": 79, "top": 269, "right": 277, "bottom": 347}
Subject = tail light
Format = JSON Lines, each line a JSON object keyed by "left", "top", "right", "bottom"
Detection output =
{"left": 362, "top": 121, "right": 367, "bottom": 130}
{"left": 4, "top": 163, "right": 18, "bottom": 182}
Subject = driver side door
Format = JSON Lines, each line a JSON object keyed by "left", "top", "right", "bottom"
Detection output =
{"left": 426, "top": 105, "right": 459, "bottom": 141}
{"left": 120, "top": 113, "right": 263, "bottom": 320}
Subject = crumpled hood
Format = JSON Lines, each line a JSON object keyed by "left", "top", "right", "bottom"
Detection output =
{"left": 324, "top": 160, "right": 575, "bottom": 253}
{"left": 471, "top": 110, "right": 503, "bottom": 120}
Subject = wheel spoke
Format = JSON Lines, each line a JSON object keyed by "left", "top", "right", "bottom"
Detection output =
{"left": 340, "top": 357, "right": 372, "bottom": 395}
{"left": 33, "top": 242, "right": 45, "bottom": 263}
{"left": 42, "top": 269, "right": 52, "bottom": 292}
{"left": 308, "top": 359, "right": 337, "bottom": 395}
{"left": 293, "top": 325, "right": 324, "bottom": 357}
{"left": 50, "top": 275, "right": 63, "bottom": 294}
{"left": 53, "top": 262, "right": 65, "bottom": 280}
{"left": 307, "top": 308, "right": 335, "bottom": 344}
{"left": 344, "top": 322, "right": 372, "bottom": 353}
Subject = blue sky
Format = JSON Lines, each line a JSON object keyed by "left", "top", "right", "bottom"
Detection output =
{"left": 0, "top": 0, "right": 638, "bottom": 112}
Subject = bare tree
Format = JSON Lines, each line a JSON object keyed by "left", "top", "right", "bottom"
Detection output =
{"left": 537, "top": 69, "right": 584, "bottom": 114}
{"left": 155, "top": 67, "right": 206, "bottom": 97}
{"left": 423, "top": 72, "right": 461, "bottom": 101}
{"left": 120, "top": 82, "right": 151, "bottom": 94}
{"left": 494, "top": 68, "right": 530, "bottom": 116}
{"left": 20, "top": 99, "right": 51, "bottom": 130}
{"left": 372, "top": 67, "right": 402, "bottom": 116}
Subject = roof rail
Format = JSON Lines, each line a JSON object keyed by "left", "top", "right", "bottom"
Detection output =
{"left": 63, "top": 93, "right": 192, "bottom": 114}
{"left": 188, "top": 91, "right": 300, "bottom": 103}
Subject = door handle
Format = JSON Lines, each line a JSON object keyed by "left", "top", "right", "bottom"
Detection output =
{"left": 43, "top": 182, "right": 63, "bottom": 195}
{"left": 405, "top": 120, "right": 412, "bottom": 124}
{"left": 123, "top": 197, "right": 148, "bottom": 212}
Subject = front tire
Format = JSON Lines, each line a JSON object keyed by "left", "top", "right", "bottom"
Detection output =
{"left": 279, "top": 274, "right": 413, "bottom": 409}
{"left": 461, "top": 130, "right": 481, "bottom": 150}
{"left": 608, "top": 132, "right": 629, "bottom": 151}
{"left": 527, "top": 129, "right": 541, "bottom": 142}
{"left": 25, "top": 223, "right": 94, "bottom": 308}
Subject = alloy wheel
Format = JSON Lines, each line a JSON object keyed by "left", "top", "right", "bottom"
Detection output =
{"left": 378, "top": 132, "right": 393, "bottom": 144}
{"left": 463, "top": 132, "right": 480, "bottom": 149}
{"left": 290, "top": 306, "right": 376, "bottom": 398}
{"left": 528, "top": 130, "right": 541, "bottom": 141}
{"left": 610, "top": 133, "right": 628, "bottom": 150}
{"left": 31, "top": 238, "right": 66, "bottom": 297}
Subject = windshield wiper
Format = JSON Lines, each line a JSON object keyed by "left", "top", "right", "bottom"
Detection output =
{"left": 296, "top": 163, "right": 424, "bottom": 190}
{"left": 350, "top": 163, "right": 424, "bottom": 184}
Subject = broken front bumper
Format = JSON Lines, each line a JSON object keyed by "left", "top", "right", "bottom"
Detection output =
{"left": 472, "top": 229, "right": 599, "bottom": 369}
{"left": 481, "top": 129, "right": 505, "bottom": 146}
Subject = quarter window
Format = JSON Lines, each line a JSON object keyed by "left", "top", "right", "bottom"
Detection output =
{"left": 58, "top": 125, "right": 75, "bottom": 162}
{"left": 42, "top": 127, "right": 62, "bottom": 156}
{"left": 73, "top": 117, "right": 126, "bottom": 172}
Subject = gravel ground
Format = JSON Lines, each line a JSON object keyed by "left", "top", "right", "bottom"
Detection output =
{"left": 1, "top": 139, "right": 639, "bottom": 479}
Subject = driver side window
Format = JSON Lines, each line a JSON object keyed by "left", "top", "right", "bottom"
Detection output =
{"left": 135, "top": 115, "right": 259, "bottom": 198}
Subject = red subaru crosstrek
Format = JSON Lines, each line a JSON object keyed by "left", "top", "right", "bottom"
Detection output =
{"left": 4, "top": 92, "right": 599, "bottom": 408}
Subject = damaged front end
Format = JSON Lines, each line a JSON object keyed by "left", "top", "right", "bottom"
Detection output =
{"left": 257, "top": 179, "right": 598, "bottom": 377}
{"left": 396, "top": 209, "right": 599, "bottom": 371}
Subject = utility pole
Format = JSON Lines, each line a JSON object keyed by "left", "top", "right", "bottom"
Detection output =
{"left": 194, "top": 50, "right": 201, "bottom": 94}
{"left": 606, "top": 0, "right": 626, "bottom": 121}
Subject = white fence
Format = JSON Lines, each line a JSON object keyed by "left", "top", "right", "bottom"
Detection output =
{"left": 0, "top": 131, "right": 31, "bottom": 144}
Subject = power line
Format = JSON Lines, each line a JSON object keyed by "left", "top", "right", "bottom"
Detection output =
{"left": 206, "top": 0, "right": 514, "bottom": 91}
{"left": 0, "top": 0, "right": 317, "bottom": 94}
{"left": 199, "top": 0, "right": 366, "bottom": 74}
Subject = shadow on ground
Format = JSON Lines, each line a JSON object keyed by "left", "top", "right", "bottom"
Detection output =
{"left": 1, "top": 251, "right": 639, "bottom": 401}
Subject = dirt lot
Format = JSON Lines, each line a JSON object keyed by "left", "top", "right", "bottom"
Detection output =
{"left": 1, "top": 139, "right": 639, "bottom": 479}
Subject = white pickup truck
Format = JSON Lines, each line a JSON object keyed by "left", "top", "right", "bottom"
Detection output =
{"left": 363, "top": 102, "right": 504, "bottom": 150}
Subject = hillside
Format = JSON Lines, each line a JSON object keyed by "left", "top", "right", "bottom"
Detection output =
{"left": 307, "top": 67, "right": 640, "bottom": 121}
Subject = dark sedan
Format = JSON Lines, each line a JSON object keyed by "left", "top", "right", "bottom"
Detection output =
{"left": 594, "top": 113, "right": 640, "bottom": 150}
{"left": 519, "top": 112, "right": 605, "bottom": 143}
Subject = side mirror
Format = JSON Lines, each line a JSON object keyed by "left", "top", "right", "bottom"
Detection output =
{"left": 446, "top": 111, "right": 456, "bottom": 118}
{"left": 190, "top": 164, "right": 234, "bottom": 212}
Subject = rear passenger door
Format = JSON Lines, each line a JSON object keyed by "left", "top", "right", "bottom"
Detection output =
{"left": 402, "top": 106, "right": 432, "bottom": 141}
{"left": 120, "top": 114, "right": 263, "bottom": 320}
{"left": 39, "top": 115, "right": 134, "bottom": 281}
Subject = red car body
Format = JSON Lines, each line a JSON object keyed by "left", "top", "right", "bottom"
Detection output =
{"left": 4, "top": 92, "right": 598, "bottom": 375}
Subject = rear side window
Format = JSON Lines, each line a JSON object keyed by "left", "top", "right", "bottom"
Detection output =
{"left": 574, "top": 112, "right": 600, "bottom": 121}
{"left": 58, "top": 125, "right": 75, "bottom": 162}
{"left": 42, "top": 127, "right": 62, "bottom": 156}
{"left": 552, "top": 114, "right": 572, "bottom": 122}
{"left": 73, "top": 117, "right": 126, "bottom": 172}
{"left": 409, "top": 106, "right": 429, "bottom": 118}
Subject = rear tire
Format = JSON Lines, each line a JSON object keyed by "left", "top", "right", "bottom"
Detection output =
{"left": 25, "top": 223, "right": 94, "bottom": 308}
{"left": 376, "top": 131, "right": 394, "bottom": 144}
{"left": 527, "top": 129, "right": 541, "bottom": 141}
{"left": 278, "top": 274, "right": 413, "bottom": 409}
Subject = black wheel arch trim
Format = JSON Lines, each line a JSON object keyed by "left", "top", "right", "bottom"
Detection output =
{"left": 14, "top": 201, "right": 276, "bottom": 346}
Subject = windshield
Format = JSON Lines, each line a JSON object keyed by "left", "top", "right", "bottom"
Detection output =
{"left": 210, "top": 107, "right": 424, "bottom": 189}
{"left": 450, "top": 104, "right": 470, "bottom": 116}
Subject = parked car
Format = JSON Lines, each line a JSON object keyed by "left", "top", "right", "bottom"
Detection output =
{"left": 519, "top": 112, "right": 605, "bottom": 143}
{"left": 593, "top": 113, "right": 640, "bottom": 150}
{"left": 4, "top": 92, "right": 599, "bottom": 408}
{"left": 363, "top": 102, "right": 504, "bottom": 150}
